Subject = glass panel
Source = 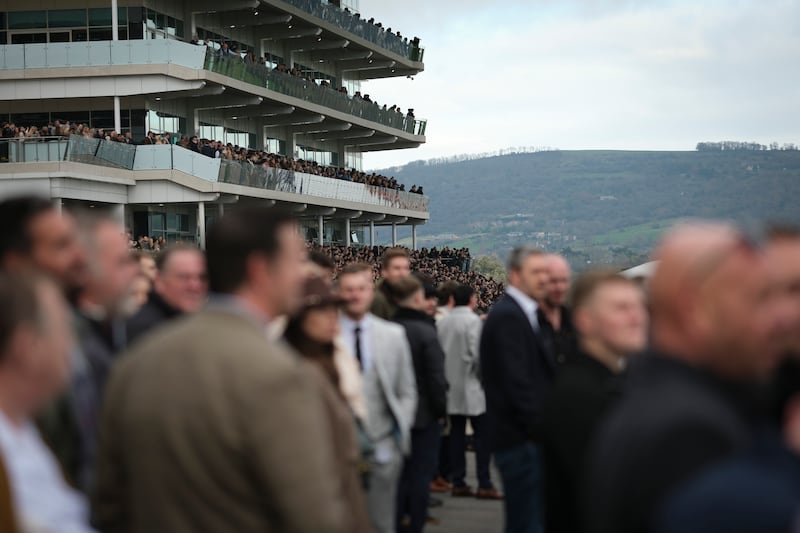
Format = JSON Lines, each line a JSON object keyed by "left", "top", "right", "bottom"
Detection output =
{"left": 88, "top": 8, "right": 112, "bottom": 27}
{"left": 48, "top": 9, "right": 87, "bottom": 28}
{"left": 176, "top": 20, "right": 184, "bottom": 38}
{"left": 118, "top": 8, "right": 128, "bottom": 25}
{"left": 0, "top": 33, "right": 6, "bottom": 45}
{"left": 0, "top": 13, "right": 6, "bottom": 30}
{"left": 8, "top": 11, "right": 46, "bottom": 30}
{"left": 49, "top": 31, "right": 70, "bottom": 43}
{"left": 72, "top": 29, "right": 88, "bottom": 41}
{"left": 166, "top": 213, "right": 177, "bottom": 230}
{"left": 90, "top": 110, "right": 114, "bottom": 129}
{"left": 149, "top": 213, "right": 165, "bottom": 232}
{"left": 53, "top": 111, "right": 89, "bottom": 124}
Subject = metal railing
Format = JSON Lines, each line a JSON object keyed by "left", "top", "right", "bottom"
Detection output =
{"left": 205, "top": 52, "right": 426, "bottom": 136}
{"left": 276, "top": 0, "right": 424, "bottom": 62}
{"left": 56, "top": 136, "right": 429, "bottom": 213}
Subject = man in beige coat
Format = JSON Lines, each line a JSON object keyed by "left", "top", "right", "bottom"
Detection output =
{"left": 92, "top": 208, "right": 349, "bottom": 533}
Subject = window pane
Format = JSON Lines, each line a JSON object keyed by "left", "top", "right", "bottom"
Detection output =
{"left": 49, "top": 31, "right": 70, "bottom": 43}
{"left": 90, "top": 110, "right": 114, "bottom": 129}
{"left": 48, "top": 9, "right": 87, "bottom": 28}
{"left": 8, "top": 11, "right": 47, "bottom": 30}
{"left": 0, "top": 13, "right": 7, "bottom": 30}
{"left": 176, "top": 20, "right": 184, "bottom": 38}
{"left": 72, "top": 29, "right": 88, "bottom": 41}
{"left": 118, "top": 8, "right": 128, "bottom": 24}
{"left": 88, "top": 8, "right": 112, "bottom": 27}
{"left": 89, "top": 27, "right": 113, "bottom": 41}
{"left": 10, "top": 112, "right": 50, "bottom": 126}
{"left": 11, "top": 33, "right": 47, "bottom": 44}
{"left": 52, "top": 111, "right": 89, "bottom": 124}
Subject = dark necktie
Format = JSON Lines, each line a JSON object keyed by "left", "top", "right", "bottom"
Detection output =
{"left": 354, "top": 325, "right": 363, "bottom": 371}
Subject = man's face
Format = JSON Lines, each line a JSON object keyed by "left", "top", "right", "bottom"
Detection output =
{"left": 28, "top": 211, "right": 88, "bottom": 294}
{"left": 765, "top": 239, "right": 800, "bottom": 355}
{"left": 546, "top": 258, "right": 571, "bottom": 308}
{"left": 579, "top": 282, "right": 648, "bottom": 357}
{"left": 424, "top": 295, "right": 438, "bottom": 317}
{"left": 87, "top": 222, "right": 139, "bottom": 314}
{"left": 339, "top": 271, "right": 375, "bottom": 320}
{"left": 264, "top": 225, "right": 307, "bottom": 317}
{"left": 18, "top": 282, "right": 74, "bottom": 413}
{"left": 381, "top": 256, "right": 411, "bottom": 284}
{"left": 139, "top": 255, "right": 157, "bottom": 282}
{"left": 702, "top": 250, "right": 788, "bottom": 378}
{"left": 155, "top": 250, "right": 207, "bottom": 313}
{"left": 510, "top": 254, "right": 551, "bottom": 302}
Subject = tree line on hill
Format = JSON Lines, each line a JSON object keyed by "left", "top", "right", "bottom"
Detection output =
{"left": 696, "top": 141, "right": 798, "bottom": 152}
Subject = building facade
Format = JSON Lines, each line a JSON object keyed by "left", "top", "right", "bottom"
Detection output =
{"left": 0, "top": 0, "right": 428, "bottom": 247}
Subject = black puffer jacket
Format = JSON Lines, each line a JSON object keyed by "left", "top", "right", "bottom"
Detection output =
{"left": 392, "top": 307, "right": 448, "bottom": 429}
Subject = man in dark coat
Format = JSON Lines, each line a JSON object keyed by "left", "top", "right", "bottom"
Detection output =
{"left": 127, "top": 245, "right": 207, "bottom": 345}
{"left": 480, "top": 246, "right": 554, "bottom": 533}
{"left": 585, "top": 223, "right": 793, "bottom": 533}
{"left": 392, "top": 275, "right": 448, "bottom": 533}
{"left": 541, "top": 270, "right": 648, "bottom": 533}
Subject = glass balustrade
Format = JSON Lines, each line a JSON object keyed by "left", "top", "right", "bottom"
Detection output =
{"left": 0, "top": 39, "right": 206, "bottom": 70}
{"left": 50, "top": 136, "right": 428, "bottom": 213}
{"left": 0, "top": 137, "right": 69, "bottom": 163}
{"left": 277, "top": 0, "right": 424, "bottom": 62}
{"left": 204, "top": 52, "right": 426, "bottom": 136}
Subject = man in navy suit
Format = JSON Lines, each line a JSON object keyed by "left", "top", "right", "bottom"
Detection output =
{"left": 480, "top": 246, "right": 555, "bottom": 533}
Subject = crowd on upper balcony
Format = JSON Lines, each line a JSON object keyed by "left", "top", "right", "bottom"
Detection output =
{"left": 190, "top": 37, "right": 417, "bottom": 122}
{"left": 0, "top": 120, "right": 426, "bottom": 195}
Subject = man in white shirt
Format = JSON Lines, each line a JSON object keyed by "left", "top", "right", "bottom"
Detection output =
{"left": 0, "top": 273, "right": 96, "bottom": 533}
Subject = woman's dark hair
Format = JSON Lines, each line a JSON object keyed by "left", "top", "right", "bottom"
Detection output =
{"left": 284, "top": 309, "right": 340, "bottom": 390}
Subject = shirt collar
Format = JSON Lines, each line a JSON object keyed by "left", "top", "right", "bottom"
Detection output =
{"left": 505, "top": 285, "right": 539, "bottom": 318}
{"left": 340, "top": 312, "right": 371, "bottom": 331}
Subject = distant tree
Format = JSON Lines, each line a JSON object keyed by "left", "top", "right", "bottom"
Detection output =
{"left": 472, "top": 254, "right": 507, "bottom": 282}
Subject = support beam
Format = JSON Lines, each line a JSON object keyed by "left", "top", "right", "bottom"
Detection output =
{"left": 345, "top": 218, "right": 351, "bottom": 247}
{"left": 112, "top": 0, "right": 119, "bottom": 41}
{"left": 113, "top": 96, "right": 121, "bottom": 133}
{"left": 339, "top": 59, "right": 395, "bottom": 72}
{"left": 311, "top": 49, "right": 373, "bottom": 62}
{"left": 318, "top": 215, "right": 324, "bottom": 246}
{"left": 194, "top": 95, "right": 263, "bottom": 110}
{"left": 112, "top": 203, "right": 125, "bottom": 229}
{"left": 412, "top": 225, "right": 417, "bottom": 251}
{"left": 309, "top": 128, "right": 375, "bottom": 141}
{"left": 258, "top": 26, "right": 321, "bottom": 41}
{"left": 262, "top": 113, "right": 324, "bottom": 127}
{"left": 289, "top": 37, "right": 350, "bottom": 52}
{"left": 198, "top": 202, "right": 206, "bottom": 250}
{"left": 391, "top": 223, "right": 397, "bottom": 246}
{"left": 369, "top": 220, "right": 374, "bottom": 247}
{"left": 258, "top": 104, "right": 296, "bottom": 116}
{"left": 53, "top": 198, "right": 62, "bottom": 215}
{"left": 346, "top": 135, "right": 399, "bottom": 148}
{"left": 289, "top": 121, "right": 351, "bottom": 135}
{"left": 191, "top": 0, "right": 258, "bottom": 14}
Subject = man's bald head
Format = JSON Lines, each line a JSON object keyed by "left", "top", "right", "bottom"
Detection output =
{"left": 650, "top": 222, "right": 786, "bottom": 379}
{"left": 545, "top": 254, "right": 571, "bottom": 309}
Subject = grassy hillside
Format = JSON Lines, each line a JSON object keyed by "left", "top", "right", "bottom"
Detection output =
{"left": 378, "top": 150, "right": 800, "bottom": 269}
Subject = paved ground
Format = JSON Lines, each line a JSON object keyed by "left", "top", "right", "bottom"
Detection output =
{"left": 426, "top": 460, "right": 504, "bottom": 533}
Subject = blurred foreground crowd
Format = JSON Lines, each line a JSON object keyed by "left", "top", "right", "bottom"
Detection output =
{"left": 0, "top": 195, "right": 797, "bottom": 533}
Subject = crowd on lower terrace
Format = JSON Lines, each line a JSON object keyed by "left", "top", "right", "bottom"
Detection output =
{"left": 0, "top": 120, "right": 425, "bottom": 194}
{"left": 315, "top": 244, "right": 505, "bottom": 312}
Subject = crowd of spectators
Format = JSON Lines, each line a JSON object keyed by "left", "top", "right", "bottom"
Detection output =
{"left": 0, "top": 120, "right": 425, "bottom": 194}
{"left": 197, "top": 37, "right": 417, "bottom": 122}
{"left": 315, "top": 244, "right": 504, "bottom": 312}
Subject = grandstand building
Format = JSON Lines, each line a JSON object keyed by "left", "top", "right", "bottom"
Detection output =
{"left": 0, "top": 0, "right": 428, "bottom": 248}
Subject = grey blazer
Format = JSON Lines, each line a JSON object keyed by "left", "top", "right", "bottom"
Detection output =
{"left": 438, "top": 307, "right": 486, "bottom": 416}
{"left": 363, "top": 314, "right": 418, "bottom": 454}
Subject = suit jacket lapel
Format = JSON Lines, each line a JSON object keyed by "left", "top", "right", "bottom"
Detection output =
{"left": 503, "top": 295, "right": 556, "bottom": 372}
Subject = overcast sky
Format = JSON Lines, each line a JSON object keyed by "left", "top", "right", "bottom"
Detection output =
{"left": 359, "top": 0, "right": 800, "bottom": 170}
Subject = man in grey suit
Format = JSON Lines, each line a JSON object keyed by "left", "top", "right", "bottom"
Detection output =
{"left": 438, "top": 284, "right": 501, "bottom": 499}
{"left": 338, "top": 262, "right": 418, "bottom": 533}
{"left": 92, "top": 208, "right": 349, "bottom": 533}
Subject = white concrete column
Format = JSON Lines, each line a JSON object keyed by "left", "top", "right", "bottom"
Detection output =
{"left": 318, "top": 215, "right": 324, "bottom": 246}
{"left": 53, "top": 198, "right": 63, "bottom": 215}
{"left": 114, "top": 96, "right": 122, "bottom": 134}
{"left": 369, "top": 220, "right": 375, "bottom": 247}
{"left": 112, "top": 203, "right": 125, "bottom": 229}
{"left": 391, "top": 223, "right": 397, "bottom": 246}
{"left": 112, "top": 0, "right": 119, "bottom": 40}
{"left": 345, "top": 218, "right": 351, "bottom": 247}
{"left": 198, "top": 202, "right": 206, "bottom": 250}
{"left": 412, "top": 225, "right": 417, "bottom": 251}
